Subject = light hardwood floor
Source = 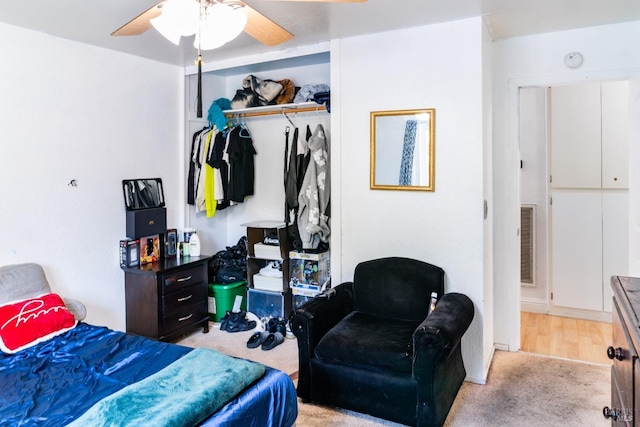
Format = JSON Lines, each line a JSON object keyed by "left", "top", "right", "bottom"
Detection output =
{"left": 520, "top": 311, "right": 612, "bottom": 365}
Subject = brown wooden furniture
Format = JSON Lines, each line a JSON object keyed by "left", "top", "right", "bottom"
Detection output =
{"left": 123, "top": 255, "right": 211, "bottom": 341}
{"left": 245, "top": 221, "right": 293, "bottom": 319}
{"left": 605, "top": 276, "right": 639, "bottom": 425}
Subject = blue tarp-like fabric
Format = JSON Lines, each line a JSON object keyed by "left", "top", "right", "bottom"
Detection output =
{"left": 0, "top": 323, "right": 297, "bottom": 427}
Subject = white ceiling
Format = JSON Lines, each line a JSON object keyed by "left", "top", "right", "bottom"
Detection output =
{"left": 1, "top": 0, "right": 639, "bottom": 68}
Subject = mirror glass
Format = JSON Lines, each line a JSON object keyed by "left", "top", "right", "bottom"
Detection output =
{"left": 122, "top": 178, "right": 165, "bottom": 210}
{"left": 370, "top": 109, "right": 435, "bottom": 191}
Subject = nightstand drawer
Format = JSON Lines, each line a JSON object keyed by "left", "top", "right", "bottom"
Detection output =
{"left": 163, "top": 303, "right": 207, "bottom": 335}
{"left": 162, "top": 265, "right": 206, "bottom": 293}
{"left": 164, "top": 284, "right": 207, "bottom": 313}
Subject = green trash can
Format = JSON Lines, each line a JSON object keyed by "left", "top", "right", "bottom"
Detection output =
{"left": 208, "top": 281, "right": 247, "bottom": 322}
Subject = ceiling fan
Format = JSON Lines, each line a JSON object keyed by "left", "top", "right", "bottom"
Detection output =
{"left": 112, "top": 0, "right": 367, "bottom": 48}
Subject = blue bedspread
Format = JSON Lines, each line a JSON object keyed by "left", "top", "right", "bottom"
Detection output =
{"left": 0, "top": 323, "right": 297, "bottom": 426}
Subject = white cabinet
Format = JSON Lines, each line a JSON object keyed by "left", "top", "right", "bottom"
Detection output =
{"left": 602, "top": 81, "right": 630, "bottom": 189}
{"left": 551, "top": 189, "right": 628, "bottom": 312}
{"left": 550, "top": 82, "right": 602, "bottom": 189}
{"left": 551, "top": 81, "right": 629, "bottom": 190}
{"left": 549, "top": 81, "right": 629, "bottom": 315}
{"left": 551, "top": 190, "right": 602, "bottom": 311}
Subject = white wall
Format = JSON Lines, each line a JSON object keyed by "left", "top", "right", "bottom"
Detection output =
{"left": 493, "top": 21, "right": 640, "bottom": 349}
{"left": 333, "top": 18, "right": 489, "bottom": 383}
{"left": 0, "top": 23, "right": 184, "bottom": 330}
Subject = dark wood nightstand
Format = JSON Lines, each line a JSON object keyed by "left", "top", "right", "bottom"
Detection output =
{"left": 122, "top": 255, "right": 211, "bottom": 341}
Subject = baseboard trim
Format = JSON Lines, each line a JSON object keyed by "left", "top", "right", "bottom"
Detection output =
{"left": 466, "top": 345, "right": 495, "bottom": 385}
{"left": 520, "top": 298, "right": 547, "bottom": 314}
{"left": 548, "top": 306, "right": 612, "bottom": 323}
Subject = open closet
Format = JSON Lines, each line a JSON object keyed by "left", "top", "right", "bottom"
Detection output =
{"left": 183, "top": 50, "right": 332, "bottom": 317}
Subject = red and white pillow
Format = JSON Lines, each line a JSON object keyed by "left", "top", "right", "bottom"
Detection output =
{"left": 0, "top": 293, "right": 77, "bottom": 354}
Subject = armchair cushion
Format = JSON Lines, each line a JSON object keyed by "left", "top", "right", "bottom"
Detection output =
{"left": 353, "top": 257, "right": 444, "bottom": 321}
{"left": 315, "top": 311, "right": 420, "bottom": 375}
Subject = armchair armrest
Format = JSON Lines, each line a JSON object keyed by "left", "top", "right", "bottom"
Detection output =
{"left": 291, "top": 282, "right": 354, "bottom": 353}
{"left": 412, "top": 292, "right": 474, "bottom": 368}
{"left": 291, "top": 282, "right": 354, "bottom": 399}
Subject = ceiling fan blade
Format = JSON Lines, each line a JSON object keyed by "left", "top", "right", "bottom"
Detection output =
{"left": 111, "top": 1, "right": 166, "bottom": 36}
{"left": 242, "top": 3, "right": 294, "bottom": 46}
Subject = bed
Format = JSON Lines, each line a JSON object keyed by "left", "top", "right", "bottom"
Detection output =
{"left": 0, "top": 263, "right": 298, "bottom": 426}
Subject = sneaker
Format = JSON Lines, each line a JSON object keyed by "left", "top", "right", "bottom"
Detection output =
{"left": 259, "top": 261, "right": 283, "bottom": 278}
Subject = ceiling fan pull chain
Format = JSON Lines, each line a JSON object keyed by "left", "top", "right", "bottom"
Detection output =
{"left": 196, "top": 52, "right": 203, "bottom": 118}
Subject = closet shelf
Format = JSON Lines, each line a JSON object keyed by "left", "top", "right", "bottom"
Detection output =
{"left": 223, "top": 101, "right": 326, "bottom": 118}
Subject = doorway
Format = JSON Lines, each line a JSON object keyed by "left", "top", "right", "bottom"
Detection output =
{"left": 519, "top": 81, "right": 629, "bottom": 321}
{"left": 518, "top": 82, "right": 629, "bottom": 347}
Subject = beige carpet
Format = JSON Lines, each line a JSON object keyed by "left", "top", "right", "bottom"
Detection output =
{"left": 178, "top": 324, "right": 610, "bottom": 426}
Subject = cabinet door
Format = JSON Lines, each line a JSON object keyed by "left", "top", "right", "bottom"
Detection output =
{"left": 602, "top": 80, "right": 629, "bottom": 189}
{"left": 551, "top": 190, "right": 602, "bottom": 311}
{"left": 550, "top": 83, "right": 602, "bottom": 189}
{"left": 603, "top": 191, "right": 629, "bottom": 312}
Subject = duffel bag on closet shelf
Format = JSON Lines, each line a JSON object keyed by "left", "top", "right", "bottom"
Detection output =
{"left": 231, "top": 75, "right": 284, "bottom": 109}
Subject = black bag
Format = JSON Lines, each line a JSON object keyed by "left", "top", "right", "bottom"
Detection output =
{"left": 209, "top": 237, "right": 248, "bottom": 283}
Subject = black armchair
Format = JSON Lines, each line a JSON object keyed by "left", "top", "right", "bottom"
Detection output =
{"left": 291, "top": 257, "right": 474, "bottom": 427}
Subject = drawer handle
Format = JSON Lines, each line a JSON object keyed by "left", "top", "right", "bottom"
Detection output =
{"left": 177, "top": 294, "right": 193, "bottom": 302}
{"left": 607, "top": 346, "right": 625, "bottom": 361}
{"left": 177, "top": 275, "right": 193, "bottom": 283}
{"left": 178, "top": 313, "right": 193, "bottom": 322}
{"left": 603, "top": 406, "right": 619, "bottom": 420}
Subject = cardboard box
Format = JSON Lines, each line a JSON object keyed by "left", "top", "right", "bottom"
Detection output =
{"left": 139, "top": 234, "right": 160, "bottom": 265}
{"left": 289, "top": 251, "right": 330, "bottom": 293}
{"left": 126, "top": 207, "right": 167, "bottom": 239}
{"left": 253, "top": 274, "right": 283, "bottom": 292}
{"left": 291, "top": 284, "right": 322, "bottom": 297}
{"left": 253, "top": 243, "right": 282, "bottom": 259}
{"left": 119, "top": 239, "right": 139, "bottom": 268}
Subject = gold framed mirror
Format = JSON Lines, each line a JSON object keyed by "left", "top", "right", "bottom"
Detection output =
{"left": 370, "top": 109, "right": 435, "bottom": 191}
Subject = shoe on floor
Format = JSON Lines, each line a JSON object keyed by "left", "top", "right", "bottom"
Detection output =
{"left": 261, "top": 332, "right": 284, "bottom": 351}
{"left": 247, "top": 331, "right": 270, "bottom": 349}
{"left": 259, "top": 261, "right": 283, "bottom": 278}
{"left": 225, "top": 310, "right": 257, "bottom": 333}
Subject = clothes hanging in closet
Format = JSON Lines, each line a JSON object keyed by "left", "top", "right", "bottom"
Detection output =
{"left": 187, "top": 123, "right": 256, "bottom": 216}
{"left": 297, "top": 124, "right": 330, "bottom": 250}
{"left": 227, "top": 125, "right": 256, "bottom": 203}
{"left": 187, "top": 127, "right": 209, "bottom": 206}
{"left": 283, "top": 122, "right": 330, "bottom": 251}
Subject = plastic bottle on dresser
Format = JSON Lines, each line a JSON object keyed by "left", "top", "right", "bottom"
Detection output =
{"left": 189, "top": 231, "right": 201, "bottom": 257}
{"left": 427, "top": 292, "right": 438, "bottom": 316}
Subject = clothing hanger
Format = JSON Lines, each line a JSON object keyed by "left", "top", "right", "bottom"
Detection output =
{"left": 282, "top": 109, "right": 295, "bottom": 128}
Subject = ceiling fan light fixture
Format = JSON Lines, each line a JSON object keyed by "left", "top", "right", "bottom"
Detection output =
{"left": 194, "top": 3, "right": 248, "bottom": 50}
{"left": 150, "top": 11, "right": 183, "bottom": 44}
{"left": 151, "top": 0, "right": 200, "bottom": 44}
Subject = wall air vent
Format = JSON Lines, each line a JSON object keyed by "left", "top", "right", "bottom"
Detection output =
{"left": 521, "top": 205, "right": 535, "bottom": 286}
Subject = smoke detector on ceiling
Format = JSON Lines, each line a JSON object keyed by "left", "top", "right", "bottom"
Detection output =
{"left": 564, "top": 52, "right": 583, "bottom": 69}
